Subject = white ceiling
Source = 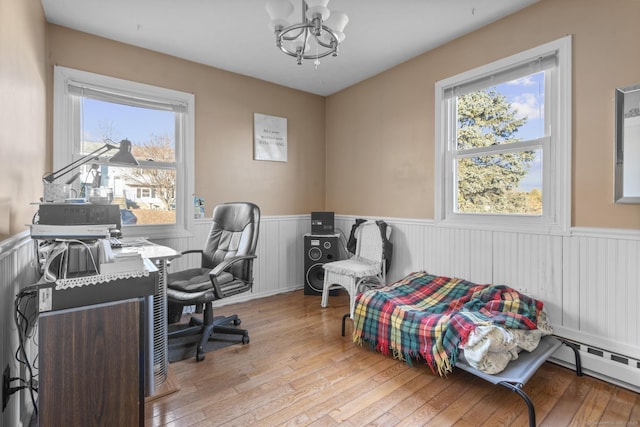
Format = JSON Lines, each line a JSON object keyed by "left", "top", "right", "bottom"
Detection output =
{"left": 41, "top": 0, "right": 538, "bottom": 96}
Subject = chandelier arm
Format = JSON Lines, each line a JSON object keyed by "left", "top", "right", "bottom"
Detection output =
{"left": 277, "top": 25, "right": 339, "bottom": 57}
{"left": 278, "top": 23, "right": 311, "bottom": 39}
{"left": 312, "top": 26, "right": 339, "bottom": 50}
{"left": 301, "top": 26, "right": 310, "bottom": 55}
{"left": 300, "top": 47, "right": 337, "bottom": 60}
{"left": 278, "top": 47, "right": 302, "bottom": 59}
{"left": 281, "top": 27, "right": 305, "bottom": 41}
{"left": 277, "top": 23, "right": 311, "bottom": 56}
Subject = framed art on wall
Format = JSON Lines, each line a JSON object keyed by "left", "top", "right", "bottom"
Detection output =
{"left": 254, "top": 113, "right": 287, "bottom": 162}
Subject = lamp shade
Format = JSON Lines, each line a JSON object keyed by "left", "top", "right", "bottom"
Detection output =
{"left": 306, "top": 7, "right": 330, "bottom": 21}
{"left": 304, "top": 0, "right": 329, "bottom": 8}
{"left": 322, "top": 11, "right": 348, "bottom": 43}
{"left": 305, "top": 0, "right": 330, "bottom": 20}
{"left": 325, "top": 10, "right": 348, "bottom": 33}
{"left": 266, "top": 0, "right": 294, "bottom": 20}
{"left": 109, "top": 139, "right": 139, "bottom": 166}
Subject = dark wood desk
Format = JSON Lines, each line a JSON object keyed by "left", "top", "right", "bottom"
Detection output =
{"left": 39, "top": 300, "right": 144, "bottom": 426}
{"left": 37, "top": 265, "right": 157, "bottom": 427}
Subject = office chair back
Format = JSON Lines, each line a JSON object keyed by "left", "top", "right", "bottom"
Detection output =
{"left": 201, "top": 202, "right": 260, "bottom": 282}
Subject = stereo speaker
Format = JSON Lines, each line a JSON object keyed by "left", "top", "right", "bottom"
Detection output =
{"left": 304, "top": 235, "right": 339, "bottom": 295}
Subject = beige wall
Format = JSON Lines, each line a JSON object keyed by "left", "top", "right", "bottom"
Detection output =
{"left": 326, "top": 0, "right": 640, "bottom": 229}
{"left": 47, "top": 25, "right": 327, "bottom": 216}
{"left": 3, "top": 0, "right": 639, "bottom": 236}
{"left": 0, "top": 0, "right": 47, "bottom": 240}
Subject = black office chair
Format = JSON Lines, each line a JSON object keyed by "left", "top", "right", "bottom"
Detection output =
{"left": 166, "top": 202, "right": 260, "bottom": 361}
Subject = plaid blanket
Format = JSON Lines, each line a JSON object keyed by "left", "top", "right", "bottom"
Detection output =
{"left": 352, "top": 271, "right": 545, "bottom": 376}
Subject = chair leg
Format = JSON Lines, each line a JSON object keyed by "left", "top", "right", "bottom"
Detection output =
{"left": 194, "top": 301, "right": 215, "bottom": 361}
{"left": 169, "top": 302, "right": 250, "bottom": 361}
{"left": 213, "top": 314, "right": 250, "bottom": 344}
{"left": 342, "top": 313, "right": 350, "bottom": 337}
{"left": 321, "top": 275, "right": 331, "bottom": 308}
{"left": 348, "top": 289, "right": 357, "bottom": 321}
{"left": 196, "top": 322, "right": 216, "bottom": 362}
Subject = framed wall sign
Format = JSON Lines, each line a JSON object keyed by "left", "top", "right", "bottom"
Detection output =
{"left": 254, "top": 113, "right": 287, "bottom": 162}
{"left": 614, "top": 83, "right": 640, "bottom": 203}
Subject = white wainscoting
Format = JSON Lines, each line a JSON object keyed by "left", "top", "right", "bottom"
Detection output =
{"left": 2, "top": 215, "right": 639, "bottom": 425}
{"left": 336, "top": 216, "right": 640, "bottom": 392}
{"left": 157, "top": 214, "right": 312, "bottom": 306}
{"left": 161, "top": 213, "right": 640, "bottom": 393}
{"left": 0, "top": 232, "right": 40, "bottom": 427}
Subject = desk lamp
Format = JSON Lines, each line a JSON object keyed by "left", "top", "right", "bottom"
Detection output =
{"left": 43, "top": 139, "right": 139, "bottom": 184}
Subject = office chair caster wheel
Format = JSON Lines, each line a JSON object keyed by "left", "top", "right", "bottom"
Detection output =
{"left": 196, "top": 346, "right": 205, "bottom": 362}
{"left": 233, "top": 318, "right": 241, "bottom": 326}
{"left": 242, "top": 334, "right": 250, "bottom": 344}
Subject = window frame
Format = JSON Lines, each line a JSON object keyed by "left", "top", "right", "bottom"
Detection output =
{"left": 53, "top": 66, "right": 195, "bottom": 239}
{"left": 434, "top": 36, "right": 572, "bottom": 234}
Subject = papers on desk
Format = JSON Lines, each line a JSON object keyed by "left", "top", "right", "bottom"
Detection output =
{"left": 30, "top": 224, "right": 111, "bottom": 239}
{"left": 100, "top": 251, "right": 145, "bottom": 275}
{"left": 118, "top": 237, "right": 151, "bottom": 247}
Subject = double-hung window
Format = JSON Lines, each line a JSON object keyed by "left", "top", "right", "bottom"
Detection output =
{"left": 53, "top": 66, "right": 194, "bottom": 238}
{"left": 435, "top": 36, "right": 571, "bottom": 234}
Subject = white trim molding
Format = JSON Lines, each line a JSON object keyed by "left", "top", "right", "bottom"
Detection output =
{"left": 435, "top": 36, "right": 572, "bottom": 235}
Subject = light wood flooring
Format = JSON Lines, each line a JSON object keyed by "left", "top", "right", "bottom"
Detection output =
{"left": 145, "top": 290, "right": 640, "bottom": 426}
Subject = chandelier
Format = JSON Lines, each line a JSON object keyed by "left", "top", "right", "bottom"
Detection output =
{"left": 266, "top": 0, "right": 349, "bottom": 66}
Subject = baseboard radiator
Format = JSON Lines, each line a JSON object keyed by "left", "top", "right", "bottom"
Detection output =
{"left": 552, "top": 338, "right": 640, "bottom": 393}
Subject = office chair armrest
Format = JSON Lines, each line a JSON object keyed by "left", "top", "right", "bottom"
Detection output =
{"left": 177, "top": 249, "right": 204, "bottom": 266}
{"left": 209, "top": 254, "right": 257, "bottom": 298}
{"left": 180, "top": 249, "right": 204, "bottom": 256}
{"left": 209, "top": 254, "right": 257, "bottom": 277}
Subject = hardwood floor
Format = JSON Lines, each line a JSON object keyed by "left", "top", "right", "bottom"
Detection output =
{"left": 145, "top": 290, "right": 640, "bottom": 426}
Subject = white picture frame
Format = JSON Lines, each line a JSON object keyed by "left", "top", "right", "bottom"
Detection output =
{"left": 253, "top": 113, "right": 287, "bottom": 162}
{"left": 615, "top": 83, "right": 640, "bottom": 203}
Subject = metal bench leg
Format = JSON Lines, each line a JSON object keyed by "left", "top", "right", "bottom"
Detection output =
{"left": 499, "top": 382, "right": 535, "bottom": 427}
{"left": 342, "top": 313, "right": 350, "bottom": 337}
{"left": 559, "top": 339, "right": 583, "bottom": 376}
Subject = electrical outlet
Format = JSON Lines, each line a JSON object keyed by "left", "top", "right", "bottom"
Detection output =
{"left": 2, "top": 365, "right": 10, "bottom": 411}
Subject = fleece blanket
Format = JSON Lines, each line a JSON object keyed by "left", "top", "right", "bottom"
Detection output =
{"left": 352, "top": 271, "right": 547, "bottom": 376}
